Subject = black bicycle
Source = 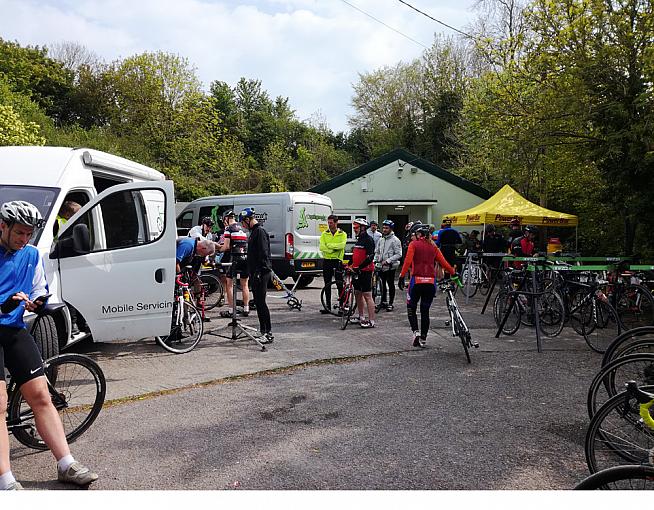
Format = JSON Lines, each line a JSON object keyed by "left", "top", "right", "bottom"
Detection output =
{"left": 5, "top": 304, "right": 106, "bottom": 450}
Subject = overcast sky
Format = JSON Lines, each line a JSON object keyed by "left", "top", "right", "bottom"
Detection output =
{"left": 0, "top": 0, "right": 478, "bottom": 132}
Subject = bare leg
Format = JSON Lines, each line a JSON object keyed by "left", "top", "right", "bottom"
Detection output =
{"left": 19, "top": 377, "right": 71, "bottom": 461}
{"left": 0, "top": 382, "right": 11, "bottom": 475}
{"left": 241, "top": 277, "right": 250, "bottom": 307}
{"left": 225, "top": 277, "right": 234, "bottom": 307}
{"left": 355, "top": 290, "right": 364, "bottom": 317}
{"left": 363, "top": 291, "right": 375, "bottom": 322}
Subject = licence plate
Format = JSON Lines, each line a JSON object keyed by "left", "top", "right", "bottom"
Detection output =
{"left": 301, "top": 261, "right": 316, "bottom": 268}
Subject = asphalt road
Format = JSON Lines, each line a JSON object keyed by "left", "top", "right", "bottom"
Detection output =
{"left": 8, "top": 282, "right": 601, "bottom": 490}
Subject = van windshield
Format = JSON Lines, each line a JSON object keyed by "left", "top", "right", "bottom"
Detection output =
{"left": 0, "top": 185, "right": 60, "bottom": 244}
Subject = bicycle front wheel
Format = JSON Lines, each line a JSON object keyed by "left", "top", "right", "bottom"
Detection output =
{"left": 493, "top": 291, "right": 521, "bottom": 335}
{"left": 538, "top": 291, "right": 566, "bottom": 337}
{"left": 320, "top": 281, "right": 341, "bottom": 314}
{"left": 460, "top": 267, "right": 478, "bottom": 298}
{"left": 373, "top": 273, "right": 383, "bottom": 307}
{"left": 200, "top": 273, "right": 224, "bottom": 310}
{"left": 340, "top": 288, "right": 355, "bottom": 330}
{"left": 8, "top": 353, "right": 106, "bottom": 450}
{"left": 575, "top": 464, "right": 654, "bottom": 490}
{"left": 156, "top": 301, "right": 203, "bottom": 354}
{"left": 616, "top": 284, "right": 654, "bottom": 330}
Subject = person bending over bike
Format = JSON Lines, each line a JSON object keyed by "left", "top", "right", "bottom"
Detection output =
{"left": 351, "top": 218, "right": 376, "bottom": 328}
{"left": 0, "top": 201, "right": 98, "bottom": 490}
{"left": 176, "top": 236, "right": 215, "bottom": 299}
{"left": 398, "top": 224, "right": 457, "bottom": 348}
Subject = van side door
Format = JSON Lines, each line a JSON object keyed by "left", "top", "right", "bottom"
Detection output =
{"left": 52, "top": 181, "right": 176, "bottom": 341}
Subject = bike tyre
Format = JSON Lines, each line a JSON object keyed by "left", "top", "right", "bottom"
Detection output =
{"left": 538, "top": 290, "right": 566, "bottom": 337}
{"left": 200, "top": 273, "right": 224, "bottom": 310}
{"left": 615, "top": 284, "right": 654, "bottom": 330}
{"left": 586, "top": 353, "right": 654, "bottom": 418}
{"left": 460, "top": 267, "right": 478, "bottom": 299}
{"left": 574, "top": 464, "right": 654, "bottom": 490}
{"left": 602, "top": 326, "right": 654, "bottom": 367}
{"left": 320, "top": 281, "right": 341, "bottom": 315}
{"left": 340, "top": 288, "right": 355, "bottom": 330}
{"left": 156, "top": 301, "right": 203, "bottom": 354}
{"left": 584, "top": 385, "right": 654, "bottom": 473}
{"left": 583, "top": 300, "right": 622, "bottom": 353}
{"left": 8, "top": 353, "right": 106, "bottom": 450}
{"left": 493, "top": 291, "right": 521, "bottom": 335}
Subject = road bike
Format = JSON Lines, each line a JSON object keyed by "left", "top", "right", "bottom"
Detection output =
{"left": 155, "top": 274, "right": 204, "bottom": 354}
{"left": 372, "top": 264, "right": 384, "bottom": 312}
{"left": 320, "top": 266, "right": 357, "bottom": 330}
{"left": 439, "top": 277, "right": 478, "bottom": 363}
{"left": 460, "top": 254, "right": 491, "bottom": 299}
{"left": 5, "top": 304, "right": 106, "bottom": 450}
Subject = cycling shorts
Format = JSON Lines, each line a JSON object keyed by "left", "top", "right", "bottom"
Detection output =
{"left": 353, "top": 271, "right": 372, "bottom": 293}
{"left": 0, "top": 326, "right": 45, "bottom": 389}
{"left": 227, "top": 259, "right": 249, "bottom": 279}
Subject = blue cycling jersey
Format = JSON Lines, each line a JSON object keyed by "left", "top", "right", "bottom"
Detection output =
{"left": 0, "top": 244, "right": 48, "bottom": 329}
{"left": 176, "top": 237, "right": 197, "bottom": 267}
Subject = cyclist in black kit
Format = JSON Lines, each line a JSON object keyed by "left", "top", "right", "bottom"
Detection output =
{"left": 239, "top": 208, "right": 274, "bottom": 344}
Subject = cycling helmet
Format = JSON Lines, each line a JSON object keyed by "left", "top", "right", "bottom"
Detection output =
{"left": 0, "top": 201, "right": 44, "bottom": 228}
{"left": 238, "top": 207, "right": 256, "bottom": 222}
{"left": 369, "top": 220, "right": 378, "bottom": 226}
{"left": 222, "top": 209, "right": 235, "bottom": 220}
{"left": 409, "top": 220, "right": 424, "bottom": 234}
{"left": 382, "top": 219, "right": 394, "bottom": 229}
{"left": 415, "top": 225, "right": 431, "bottom": 237}
{"left": 524, "top": 225, "right": 538, "bottom": 234}
{"left": 405, "top": 221, "right": 414, "bottom": 231}
{"left": 353, "top": 218, "right": 369, "bottom": 227}
{"left": 509, "top": 218, "right": 521, "bottom": 226}
{"left": 201, "top": 216, "right": 214, "bottom": 226}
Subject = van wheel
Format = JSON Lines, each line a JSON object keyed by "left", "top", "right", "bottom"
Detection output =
{"left": 292, "top": 275, "right": 314, "bottom": 289}
{"left": 33, "top": 314, "right": 59, "bottom": 359}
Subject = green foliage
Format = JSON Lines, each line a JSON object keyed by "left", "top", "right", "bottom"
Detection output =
{"left": 0, "top": 104, "right": 45, "bottom": 146}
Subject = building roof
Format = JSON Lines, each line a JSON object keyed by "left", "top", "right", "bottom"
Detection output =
{"left": 308, "top": 148, "right": 490, "bottom": 199}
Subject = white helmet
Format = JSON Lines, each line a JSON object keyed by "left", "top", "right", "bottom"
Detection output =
{"left": 353, "top": 218, "right": 369, "bottom": 228}
{"left": 0, "top": 201, "right": 44, "bottom": 228}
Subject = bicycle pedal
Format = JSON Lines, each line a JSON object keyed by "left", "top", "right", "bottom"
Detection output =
{"left": 445, "top": 320, "right": 451, "bottom": 326}
{"left": 473, "top": 342, "right": 479, "bottom": 348}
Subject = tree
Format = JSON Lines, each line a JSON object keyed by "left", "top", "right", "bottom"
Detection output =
{"left": 0, "top": 104, "right": 45, "bottom": 146}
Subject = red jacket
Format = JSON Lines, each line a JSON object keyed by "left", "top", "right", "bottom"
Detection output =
{"left": 399, "top": 239, "right": 456, "bottom": 280}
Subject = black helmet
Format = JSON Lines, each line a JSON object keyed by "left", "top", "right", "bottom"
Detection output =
{"left": 415, "top": 225, "right": 431, "bottom": 237}
{"left": 409, "top": 220, "right": 423, "bottom": 234}
{"left": 524, "top": 225, "right": 538, "bottom": 234}
{"left": 201, "top": 216, "right": 214, "bottom": 226}
{"left": 221, "top": 209, "right": 235, "bottom": 220}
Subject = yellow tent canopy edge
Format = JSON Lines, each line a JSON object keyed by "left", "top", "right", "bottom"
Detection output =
{"left": 442, "top": 184, "right": 578, "bottom": 227}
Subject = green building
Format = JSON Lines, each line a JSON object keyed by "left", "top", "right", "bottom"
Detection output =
{"left": 309, "top": 148, "right": 490, "bottom": 241}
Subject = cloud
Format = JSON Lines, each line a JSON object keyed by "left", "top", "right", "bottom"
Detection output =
{"left": 0, "top": 0, "right": 476, "bottom": 132}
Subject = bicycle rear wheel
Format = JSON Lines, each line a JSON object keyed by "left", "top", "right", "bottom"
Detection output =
{"left": 340, "top": 288, "right": 355, "bottom": 330}
{"left": 320, "top": 281, "right": 341, "bottom": 314}
{"left": 8, "top": 353, "right": 106, "bottom": 450}
{"left": 583, "top": 300, "right": 622, "bottom": 353}
{"left": 574, "top": 464, "right": 654, "bottom": 490}
{"left": 602, "top": 326, "right": 654, "bottom": 367}
{"left": 373, "top": 273, "right": 383, "bottom": 308}
{"left": 460, "top": 267, "right": 478, "bottom": 298}
{"left": 584, "top": 386, "right": 654, "bottom": 473}
{"left": 200, "top": 273, "right": 224, "bottom": 310}
{"left": 156, "top": 301, "right": 203, "bottom": 354}
{"left": 586, "top": 353, "right": 654, "bottom": 418}
{"left": 616, "top": 284, "right": 654, "bottom": 330}
{"left": 478, "top": 264, "right": 492, "bottom": 296}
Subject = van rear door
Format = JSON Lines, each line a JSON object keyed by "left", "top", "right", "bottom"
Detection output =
{"left": 53, "top": 181, "right": 176, "bottom": 341}
{"left": 292, "top": 202, "right": 330, "bottom": 272}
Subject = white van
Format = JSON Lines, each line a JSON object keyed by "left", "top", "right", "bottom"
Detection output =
{"left": 177, "top": 192, "right": 333, "bottom": 285}
{"left": 0, "top": 146, "right": 176, "bottom": 357}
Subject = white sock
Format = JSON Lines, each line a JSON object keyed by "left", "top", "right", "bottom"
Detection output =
{"left": 243, "top": 305, "right": 249, "bottom": 312}
{"left": 0, "top": 471, "right": 17, "bottom": 489}
{"left": 57, "top": 454, "right": 75, "bottom": 472}
{"left": 370, "top": 320, "right": 375, "bottom": 326}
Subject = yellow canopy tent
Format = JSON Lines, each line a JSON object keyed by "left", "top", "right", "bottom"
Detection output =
{"left": 442, "top": 184, "right": 578, "bottom": 227}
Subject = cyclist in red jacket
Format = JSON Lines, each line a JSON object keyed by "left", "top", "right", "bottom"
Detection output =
{"left": 398, "top": 224, "right": 457, "bottom": 348}
{"left": 350, "top": 218, "right": 376, "bottom": 328}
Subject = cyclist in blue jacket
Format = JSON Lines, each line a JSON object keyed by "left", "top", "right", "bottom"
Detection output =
{"left": 0, "top": 201, "right": 98, "bottom": 489}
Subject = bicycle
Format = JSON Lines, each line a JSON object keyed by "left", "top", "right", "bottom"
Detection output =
{"left": 439, "top": 277, "right": 478, "bottom": 363}
{"left": 5, "top": 304, "right": 106, "bottom": 450}
{"left": 372, "top": 264, "right": 384, "bottom": 312}
{"left": 584, "top": 381, "right": 654, "bottom": 474}
{"left": 155, "top": 274, "right": 204, "bottom": 354}
{"left": 320, "top": 266, "right": 357, "bottom": 330}
{"left": 460, "top": 253, "right": 491, "bottom": 299}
